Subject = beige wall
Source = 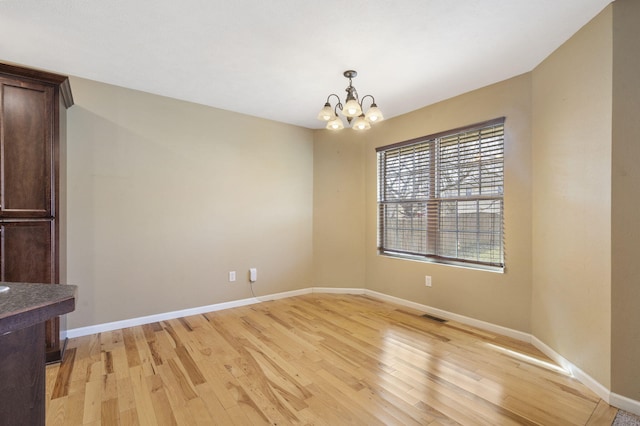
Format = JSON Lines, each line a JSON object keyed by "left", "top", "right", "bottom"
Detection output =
{"left": 313, "top": 130, "right": 366, "bottom": 288}
{"left": 66, "top": 77, "right": 314, "bottom": 328}
{"left": 314, "top": 74, "right": 533, "bottom": 332}
{"left": 611, "top": 0, "right": 640, "bottom": 400}
{"left": 531, "top": 7, "right": 613, "bottom": 387}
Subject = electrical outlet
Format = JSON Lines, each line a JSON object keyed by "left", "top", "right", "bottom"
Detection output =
{"left": 425, "top": 275, "right": 432, "bottom": 287}
{"left": 249, "top": 268, "right": 257, "bottom": 282}
{"left": 229, "top": 271, "right": 236, "bottom": 282}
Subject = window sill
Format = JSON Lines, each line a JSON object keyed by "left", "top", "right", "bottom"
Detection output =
{"left": 378, "top": 251, "right": 505, "bottom": 273}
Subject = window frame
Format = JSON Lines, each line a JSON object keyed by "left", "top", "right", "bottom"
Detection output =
{"left": 376, "top": 117, "right": 505, "bottom": 271}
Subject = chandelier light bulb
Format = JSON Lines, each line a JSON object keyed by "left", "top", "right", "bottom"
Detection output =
{"left": 365, "top": 104, "right": 384, "bottom": 123}
{"left": 326, "top": 117, "right": 344, "bottom": 130}
{"left": 317, "top": 103, "right": 334, "bottom": 121}
{"left": 352, "top": 115, "right": 371, "bottom": 131}
{"left": 342, "top": 99, "right": 362, "bottom": 118}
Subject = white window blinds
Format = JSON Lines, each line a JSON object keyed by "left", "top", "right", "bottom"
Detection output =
{"left": 377, "top": 118, "right": 505, "bottom": 269}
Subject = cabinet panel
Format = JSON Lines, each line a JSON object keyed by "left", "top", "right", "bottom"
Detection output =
{"left": 0, "top": 220, "right": 54, "bottom": 284}
{"left": 0, "top": 220, "right": 59, "bottom": 357}
{"left": 0, "top": 79, "right": 53, "bottom": 217}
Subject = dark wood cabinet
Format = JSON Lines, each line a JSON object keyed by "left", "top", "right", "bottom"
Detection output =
{"left": 0, "top": 63, "right": 73, "bottom": 363}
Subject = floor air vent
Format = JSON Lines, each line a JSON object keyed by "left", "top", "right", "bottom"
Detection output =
{"left": 421, "top": 313, "right": 447, "bottom": 323}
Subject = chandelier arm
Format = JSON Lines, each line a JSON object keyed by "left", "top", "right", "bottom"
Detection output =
{"left": 326, "top": 93, "right": 341, "bottom": 104}
{"left": 360, "top": 94, "right": 376, "bottom": 109}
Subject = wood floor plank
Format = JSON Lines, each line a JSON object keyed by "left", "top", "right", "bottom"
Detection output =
{"left": 128, "top": 365, "right": 160, "bottom": 426}
{"left": 116, "top": 376, "right": 137, "bottom": 413}
{"left": 165, "top": 357, "right": 199, "bottom": 401}
{"left": 45, "top": 395, "right": 67, "bottom": 426}
{"left": 586, "top": 399, "right": 619, "bottom": 425}
{"left": 181, "top": 397, "right": 215, "bottom": 425}
{"left": 196, "top": 363, "right": 244, "bottom": 410}
{"left": 82, "top": 379, "right": 102, "bottom": 424}
{"left": 146, "top": 373, "right": 178, "bottom": 425}
{"left": 119, "top": 408, "right": 141, "bottom": 426}
{"left": 52, "top": 347, "right": 76, "bottom": 399}
{"left": 47, "top": 294, "right": 617, "bottom": 425}
{"left": 316, "top": 366, "right": 422, "bottom": 426}
{"left": 64, "top": 380, "right": 87, "bottom": 425}
{"left": 195, "top": 384, "right": 240, "bottom": 425}
{"left": 101, "top": 398, "right": 119, "bottom": 425}
{"left": 109, "top": 345, "right": 131, "bottom": 381}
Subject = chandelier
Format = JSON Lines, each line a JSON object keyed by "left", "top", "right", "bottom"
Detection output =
{"left": 317, "top": 70, "right": 384, "bottom": 130}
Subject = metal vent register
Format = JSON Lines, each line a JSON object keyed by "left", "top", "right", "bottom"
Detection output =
{"left": 421, "top": 313, "right": 447, "bottom": 323}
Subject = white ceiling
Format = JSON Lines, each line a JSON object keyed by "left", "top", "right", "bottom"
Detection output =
{"left": 0, "top": 0, "right": 611, "bottom": 129}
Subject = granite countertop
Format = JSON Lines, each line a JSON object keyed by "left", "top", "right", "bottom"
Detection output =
{"left": 0, "top": 282, "right": 77, "bottom": 335}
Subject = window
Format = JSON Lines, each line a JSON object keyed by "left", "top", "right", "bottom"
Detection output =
{"left": 377, "top": 118, "right": 504, "bottom": 270}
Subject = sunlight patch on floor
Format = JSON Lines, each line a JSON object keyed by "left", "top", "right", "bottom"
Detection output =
{"left": 484, "top": 342, "right": 571, "bottom": 376}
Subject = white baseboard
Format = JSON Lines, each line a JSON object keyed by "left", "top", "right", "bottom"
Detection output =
{"left": 67, "top": 287, "right": 317, "bottom": 339}
{"left": 67, "top": 287, "right": 367, "bottom": 338}
{"left": 363, "top": 289, "right": 531, "bottom": 342}
{"left": 531, "top": 336, "right": 640, "bottom": 416}
{"left": 66, "top": 286, "right": 639, "bottom": 415}
{"left": 253, "top": 287, "right": 313, "bottom": 301}
{"left": 312, "top": 287, "right": 366, "bottom": 295}
{"left": 66, "top": 296, "right": 259, "bottom": 338}
{"left": 610, "top": 392, "right": 640, "bottom": 417}
{"left": 530, "top": 336, "right": 611, "bottom": 401}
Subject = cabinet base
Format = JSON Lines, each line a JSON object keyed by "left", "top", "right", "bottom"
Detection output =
{"left": 46, "top": 337, "right": 68, "bottom": 364}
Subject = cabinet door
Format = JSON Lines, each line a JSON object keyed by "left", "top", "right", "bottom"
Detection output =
{"left": 0, "top": 220, "right": 54, "bottom": 284}
{"left": 0, "top": 78, "right": 54, "bottom": 218}
{"left": 0, "top": 220, "right": 59, "bottom": 357}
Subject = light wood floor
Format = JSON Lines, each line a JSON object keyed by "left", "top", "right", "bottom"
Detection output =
{"left": 45, "top": 293, "right": 618, "bottom": 425}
